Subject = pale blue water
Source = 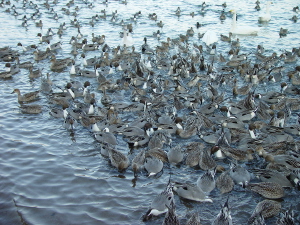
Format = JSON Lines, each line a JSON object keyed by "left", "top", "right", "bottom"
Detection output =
{"left": 0, "top": 0, "right": 300, "bottom": 224}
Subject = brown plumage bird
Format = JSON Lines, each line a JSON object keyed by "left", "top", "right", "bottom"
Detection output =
{"left": 12, "top": 88, "right": 39, "bottom": 103}
{"left": 246, "top": 182, "right": 284, "bottom": 199}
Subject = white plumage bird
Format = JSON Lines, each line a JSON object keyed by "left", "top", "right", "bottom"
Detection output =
{"left": 202, "top": 30, "right": 218, "bottom": 46}
{"left": 230, "top": 9, "right": 260, "bottom": 35}
{"left": 258, "top": 2, "right": 272, "bottom": 22}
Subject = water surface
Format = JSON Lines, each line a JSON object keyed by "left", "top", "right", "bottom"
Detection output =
{"left": 1, "top": 0, "right": 300, "bottom": 224}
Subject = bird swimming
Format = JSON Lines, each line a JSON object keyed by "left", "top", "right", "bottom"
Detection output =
{"left": 230, "top": 9, "right": 260, "bottom": 35}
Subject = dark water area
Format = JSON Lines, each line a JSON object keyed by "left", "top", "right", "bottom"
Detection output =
{"left": 1, "top": 0, "right": 300, "bottom": 224}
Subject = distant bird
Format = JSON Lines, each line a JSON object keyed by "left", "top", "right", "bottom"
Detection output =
{"left": 258, "top": 2, "right": 272, "bottom": 22}
{"left": 279, "top": 27, "right": 288, "bottom": 37}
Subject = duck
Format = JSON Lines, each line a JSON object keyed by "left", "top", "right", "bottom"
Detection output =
{"left": 142, "top": 182, "right": 174, "bottom": 221}
{"left": 229, "top": 162, "right": 251, "bottom": 187}
{"left": 46, "top": 40, "right": 62, "bottom": 51}
{"left": 49, "top": 104, "right": 69, "bottom": 119}
{"left": 258, "top": 2, "right": 272, "bottom": 22}
{"left": 131, "top": 149, "right": 145, "bottom": 176}
{"left": 81, "top": 39, "right": 99, "bottom": 51}
{"left": 33, "top": 48, "right": 51, "bottom": 61}
{"left": 0, "top": 71, "right": 12, "bottom": 79}
{"left": 246, "top": 182, "right": 284, "bottom": 199}
{"left": 19, "top": 104, "right": 42, "bottom": 114}
{"left": 12, "top": 89, "right": 39, "bottom": 103}
{"left": 162, "top": 201, "right": 180, "bottom": 225}
{"left": 94, "top": 128, "right": 117, "bottom": 145}
{"left": 212, "top": 198, "right": 232, "bottom": 225}
{"left": 124, "top": 123, "right": 153, "bottom": 147}
{"left": 167, "top": 145, "right": 184, "bottom": 165}
{"left": 248, "top": 200, "right": 281, "bottom": 224}
{"left": 230, "top": 9, "right": 260, "bottom": 35}
{"left": 185, "top": 146, "right": 201, "bottom": 167}
{"left": 197, "top": 168, "right": 216, "bottom": 194}
{"left": 216, "top": 170, "right": 234, "bottom": 194}
{"left": 80, "top": 53, "right": 98, "bottom": 67}
{"left": 279, "top": 27, "right": 288, "bottom": 37}
{"left": 220, "top": 32, "right": 232, "bottom": 42}
{"left": 173, "top": 182, "right": 213, "bottom": 202}
{"left": 185, "top": 212, "right": 201, "bottom": 225}
{"left": 17, "top": 42, "right": 37, "bottom": 52}
{"left": 251, "top": 168, "right": 293, "bottom": 187}
{"left": 29, "top": 67, "right": 42, "bottom": 79}
{"left": 219, "top": 9, "right": 226, "bottom": 20}
{"left": 199, "top": 147, "right": 217, "bottom": 170}
{"left": 50, "top": 55, "right": 73, "bottom": 72}
{"left": 5, "top": 62, "right": 19, "bottom": 75}
{"left": 107, "top": 147, "right": 130, "bottom": 171}
{"left": 144, "top": 156, "right": 163, "bottom": 176}
{"left": 15, "top": 57, "right": 34, "bottom": 69}
{"left": 37, "top": 32, "right": 52, "bottom": 43}
{"left": 291, "top": 15, "right": 298, "bottom": 22}
{"left": 255, "top": 3, "right": 261, "bottom": 11}
{"left": 40, "top": 73, "right": 52, "bottom": 93}
{"left": 63, "top": 115, "right": 77, "bottom": 130}
{"left": 277, "top": 210, "right": 296, "bottom": 225}
{"left": 175, "top": 7, "right": 181, "bottom": 16}
{"left": 263, "top": 153, "right": 300, "bottom": 170}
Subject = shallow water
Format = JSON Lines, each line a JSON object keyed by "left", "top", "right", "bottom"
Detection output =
{"left": 1, "top": 0, "right": 300, "bottom": 225}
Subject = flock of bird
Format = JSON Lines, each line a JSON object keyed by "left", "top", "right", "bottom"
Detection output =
{"left": 1, "top": 0, "right": 300, "bottom": 224}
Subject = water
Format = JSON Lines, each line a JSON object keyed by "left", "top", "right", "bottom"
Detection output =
{"left": 1, "top": 0, "right": 300, "bottom": 224}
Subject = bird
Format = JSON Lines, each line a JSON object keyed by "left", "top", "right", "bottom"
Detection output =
{"left": 107, "top": 147, "right": 130, "bottom": 171}
{"left": 198, "top": 147, "right": 217, "bottom": 170}
{"left": 142, "top": 181, "right": 174, "bottom": 221}
{"left": 258, "top": 2, "right": 272, "bottom": 22}
{"left": 121, "top": 27, "right": 134, "bottom": 47}
{"left": 167, "top": 145, "right": 184, "bottom": 165}
{"left": 197, "top": 168, "right": 216, "bottom": 195}
{"left": 12, "top": 89, "right": 39, "bottom": 103}
{"left": 229, "top": 162, "right": 251, "bottom": 187}
{"left": 220, "top": 32, "right": 232, "bottom": 42}
{"left": 246, "top": 182, "right": 284, "bottom": 199}
{"left": 212, "top": 198, "right": 232, "bottom": 225}
{"left": 49, "top": 105, "right": 69, "bottom": 119}
{"left": 216, "top": 170, "right": 234, "bottom": 194}
{"left": 279, "top": 27, "right": 288, "bottom": 37}
{"left": 131, "top": 149, "right": 145, "bottom": 176}
{"left": 19, "top": 104, "right": 42, "bottom": 114}
{"left": 220, "top": 9, "right": 226, "bottom": 20}
{"left": 63, "top": 115, "right": 77, "bottom": 130}
{"left": 94, "top": 128, "right": 117, "bottom": 145}
{"left": 40, "top": 73, "right": 52, "bottom": 93}
{"left": 173, "top": 182, "right": 212, "bottom": 202}
{"left": 251, "top": 168, "right": 293, "bottom": 187}
{"left": 185, "top": 212, "right": 201, "bottom": 225}
{"left": 277, "top": 209, "right": 296, "bottom": 225}
{"left": 144, "top": 156, "right": 163, "bottom": 176}
{"left": 202, "top": 30, "right": 218, "bottom": 46}
{"left": 162, "top": 200, "right": 180, "bottom": 225}
{"left": 229, "top": 9, "right": 260, "bottom": 35}
{"left": 50, "top": 55, "right": 73, "bottom": 71}
{"left": 248, "top": 199, "right": 281, "bottom": 224}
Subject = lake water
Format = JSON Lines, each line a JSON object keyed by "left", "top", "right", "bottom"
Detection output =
{"left": 1, "top": 0, "right": 300, "bottom": 224}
